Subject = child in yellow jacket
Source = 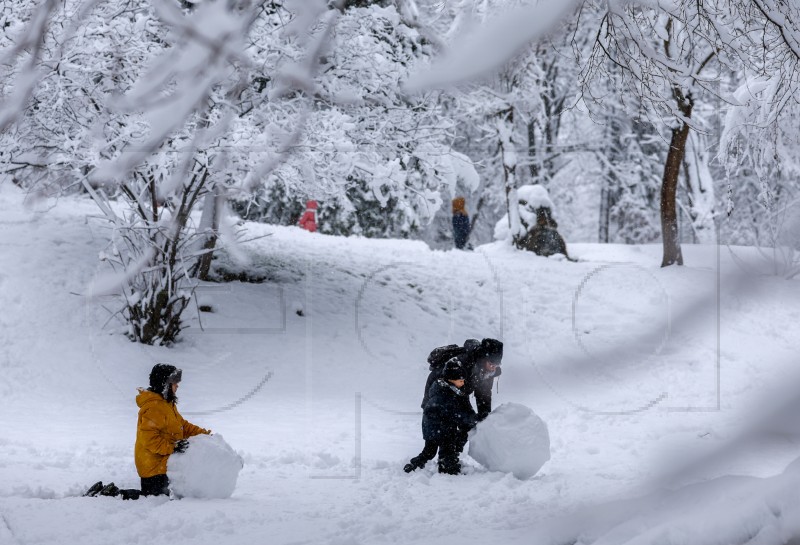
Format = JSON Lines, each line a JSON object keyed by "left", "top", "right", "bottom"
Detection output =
{"left": 134, "top": 364, "right": 211, "bottom": 496}
{"left": 85, "top": 364, "right": 210, "bottom": 499}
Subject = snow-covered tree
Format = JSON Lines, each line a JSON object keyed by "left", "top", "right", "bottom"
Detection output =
{"left": 2, "top": 0, "right": 328, "bottom": 343}
{"left": 587, "top": 62, "right": 663, "bottom": 245}
{"left": 234, "top": 3, "right": 473, "bottom": 239}
{"left": 2, "top": 0, "right": 481, "bottom": 343}
{"left": 719, "top": 1, "right": 800, "bottom": 276}
{"left": 580, "top": 0, "right": 731, "bottom": 264}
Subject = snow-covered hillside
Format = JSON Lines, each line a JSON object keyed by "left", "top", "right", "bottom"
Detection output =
{"left": 1, "top": 185, "right": 798, "bottom": 545}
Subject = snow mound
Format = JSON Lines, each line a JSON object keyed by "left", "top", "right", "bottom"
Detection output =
{"left": 468, "top": 403, "right": 550, "bottom": 479}
{"left": 517, "top": 184, "right": 554, "bottom": 211}
{"left": 494, "top": 184, "right": 557, "bottom": 241}
{"left": 167, "top": 434, "right": 244, "bottom": 499}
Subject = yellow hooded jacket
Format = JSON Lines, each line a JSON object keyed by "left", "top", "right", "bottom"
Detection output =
{"left": 134, "top": 389, "right": 210, "bottom": 478}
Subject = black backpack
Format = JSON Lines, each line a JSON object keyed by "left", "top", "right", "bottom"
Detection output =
{"left": 426, "top": 339, "right": 480, "bottom": 371}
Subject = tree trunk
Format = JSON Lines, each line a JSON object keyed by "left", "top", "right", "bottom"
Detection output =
{"left": 599, "top": 184, "right": 610, "bottom": 243}
{"left": 660, "top": 120, "right": 690, "bottom": 266}
{"left": 527, "top": 121, "right": 539, "bottom": 181}
{"left": 196, "top": 190, "right": 222, "bottom": 281}
{"left": 682, "top": 131, "right": 717, "bottom": 244}
{"left": 599, "top": 114, "right": 623, "bottom": 244}
{"left": 497, "top": 109, "right": 521, "bottom": 239}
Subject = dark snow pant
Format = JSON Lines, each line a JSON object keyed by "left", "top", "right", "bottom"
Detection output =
{"left": 409, "top": 440, "right": 438, "bottom": 468}
{"left": 410, "top": 437, "right": 465, "bottom": 474}
{"left": 141, "top": 474, "right": 169, "bottom": 497}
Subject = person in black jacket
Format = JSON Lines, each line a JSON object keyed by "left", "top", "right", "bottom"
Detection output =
{"left": 421, "top": 338, "right": 503, "bottom": 421}
{"left": 405, "top": 359, "right": 478, "bottom": 475}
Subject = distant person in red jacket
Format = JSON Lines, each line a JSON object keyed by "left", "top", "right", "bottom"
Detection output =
{"left": 298, "top": 200, "right": 318, "bottom": 233}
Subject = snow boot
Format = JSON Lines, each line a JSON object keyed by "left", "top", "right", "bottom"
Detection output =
{"left": 438, "top": 461, "right": 461, "bottom": 475}
{"left": 99, "top": 483, "right": 120, "bottom": 497}
{"left": 120, "top": 489, "right": 141, "bottom": 501}
{"left": 404, "top": 455, "right": 431, "bottom": 473}
{"left": 83, "top": 481, "right": 103, "bottom": 497}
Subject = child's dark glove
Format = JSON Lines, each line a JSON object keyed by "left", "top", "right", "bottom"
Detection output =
{"left": 174, "top": 439, "right": 189, "bottom": 454}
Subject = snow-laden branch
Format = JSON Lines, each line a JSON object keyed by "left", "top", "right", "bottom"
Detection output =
{"left": 1, "top": 0, "right": 56, "bottom": 132}
{"left": 751, "top": 0, "right": 800, "bottom": 60}
{"left": 404, "top": 0, "right": 581, "bottom": 91}
{"left": 89, "top": 0, "right": 254, "bottom": 188}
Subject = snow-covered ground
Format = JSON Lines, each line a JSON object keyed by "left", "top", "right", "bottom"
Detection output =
{"left": 1, "top": 184, "right": 798, "bottom": 545}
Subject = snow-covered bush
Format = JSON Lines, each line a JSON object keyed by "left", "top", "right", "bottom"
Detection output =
{"left": 494, "top": 184, "right": 555, "bottom": 242}
{"left": 493, "top": 184, "right": 571, "bottom": 259}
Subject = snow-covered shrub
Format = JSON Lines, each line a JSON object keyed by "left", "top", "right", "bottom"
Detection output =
{"left": 493, "top": 184, "right": 570, "bottom": 257}
{"left": 494, "top": 184, "right": 556, "bottom": 242}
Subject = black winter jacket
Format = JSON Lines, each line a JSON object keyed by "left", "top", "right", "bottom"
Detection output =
{"left": 452, "top": 214, "right": 470, "bottom": 249}
{"left": 422, "top": 379, "right": 478, "bottom": 443}
{"left": 421, "top": 350, "right": 502, "bottom": 420}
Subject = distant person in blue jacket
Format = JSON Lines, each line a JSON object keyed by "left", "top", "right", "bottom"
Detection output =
{"left": 452, "top": 197, "right": 470, "bottom": 250}
{"left": 404, "top": 358, "right": 478, "bottom": 475}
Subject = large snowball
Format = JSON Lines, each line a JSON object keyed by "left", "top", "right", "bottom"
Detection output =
{"left": 167, "top": 434, "right": 243, "bottom": 499}
{"left": 468, "top": 403, "right": 550, "bottom": 479}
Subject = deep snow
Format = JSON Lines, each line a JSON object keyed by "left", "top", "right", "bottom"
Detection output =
{"left": 1, "top": 184, "right": 799, "bottom": 544}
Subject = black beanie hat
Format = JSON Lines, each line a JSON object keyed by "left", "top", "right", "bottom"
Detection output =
{"left": 149, "top": 363, "right": 182, "bottom": 398}
{"left": 479, "top": 338, "right": 503, "bottom": 364}
{"left": 442, "top": 358, "right": 466, "bottom": 381}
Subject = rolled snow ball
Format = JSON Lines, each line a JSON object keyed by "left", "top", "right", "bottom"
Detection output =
{"left": 168, "top": 434, "right": 244, "bottom": 499}
{"left": 468, "top": 403, "right": 550, "bottom": 480}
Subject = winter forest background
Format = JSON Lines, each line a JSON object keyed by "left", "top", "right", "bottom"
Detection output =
{"left": 2, "top": 0, "right": 800, "bottom": 543}
{"left": 6, "top": 1, "right": 800, "bottom": 253}
{"left": 4, "top": 0, "right": 800, "bottom": 344}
